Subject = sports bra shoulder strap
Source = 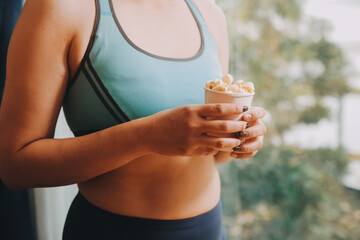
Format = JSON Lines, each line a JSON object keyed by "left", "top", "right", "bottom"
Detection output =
{"left": 185, "top": 0, "right": 207, "bottom": 27}
{"left": 98, "top": 0, "right": 112, "bottom": 16}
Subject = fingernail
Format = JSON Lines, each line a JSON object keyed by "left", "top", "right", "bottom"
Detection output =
{"left": 243, "top": 106, "right": 249, "bottom": 112}
{"left": 233, "top": 146, "right": 242, "bottom": 152}
{"left": 239, "top": 131, "right": 248, "bottom": 137}
{"left": 244, "top": 114, "right": 252, "bottom": 120}
{"left": 235, "top": 131, "right": 248, "bottom": 138}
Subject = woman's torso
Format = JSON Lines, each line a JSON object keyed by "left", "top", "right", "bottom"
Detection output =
{"left": 64, "top": 0, "right": 224, "bottom": 219}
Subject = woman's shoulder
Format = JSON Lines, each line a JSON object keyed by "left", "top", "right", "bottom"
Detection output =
{"left": 23, "top": 0, "right": 92, "bottom": 12}
{"left": 22, "top": 0, "right": 92, "bottom": 32}
{"left": 193, "top": 0, "right": 228, "bottom": 42}
{"left": 193, "top": 0, "right": 228, "bottom": 27}
{"left": 193, "top": 0, "right": 229, "bottom": 74}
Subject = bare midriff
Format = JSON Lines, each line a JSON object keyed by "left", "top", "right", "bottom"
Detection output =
{"left": 78, "top": 155, "right": 220, "bottom": 220}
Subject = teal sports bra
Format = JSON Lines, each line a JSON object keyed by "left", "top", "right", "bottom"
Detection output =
{"left": 62, "top": 0, "right": 223, "bottom": 137}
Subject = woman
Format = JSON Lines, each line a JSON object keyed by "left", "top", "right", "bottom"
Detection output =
{"left": 0, "top": 0, "right": 266, "bottom": 239}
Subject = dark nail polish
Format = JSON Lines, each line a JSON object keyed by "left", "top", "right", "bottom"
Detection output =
{"left": 243, "top": 106, "right": 249, "bottom": 112}
{"left": 233, "top": 146, "right": 242, "bottom": 152}
{"left": 235, "top": 131, "right": 248, "bottom": 138}
{"left": 239, "top": 131, "right": 248, "bottom": 137}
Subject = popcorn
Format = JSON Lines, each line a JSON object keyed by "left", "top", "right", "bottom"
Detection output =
{"left": 222, "top": 74, "right": 233, "bottom": 85}
{"left": 205, "top": 74, "right": 255, "bottom": 94}
{"left": 244, "top": 82, "right": 255, "bottom": 93}
{"left": 228, "top": 85, "right": 240, "bottom": 93}
{"left": 234, "top": 80, "right": 245, "bottom": 87}
{"left": 205, "top": 79, "right": 222, "bottom": 90}
{"left": 213, "top": 85, "right": 229, "bottom": 92}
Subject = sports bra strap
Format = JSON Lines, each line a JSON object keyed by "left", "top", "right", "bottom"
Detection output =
{"left": 99, "top": 0, "right": 112, "bottom": 16}
{"left": 185, "top": 0, "right": 207, "bottom": 28}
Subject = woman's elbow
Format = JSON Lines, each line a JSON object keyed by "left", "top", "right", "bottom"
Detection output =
{"left": 0, "top": 154, "right": 29, "bottom": 191}
{"left": 1, "top": 176, "right": 28, "bottom": 191}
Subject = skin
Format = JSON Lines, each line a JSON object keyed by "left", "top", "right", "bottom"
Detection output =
{"left": 0, "top": 0, "right": 266, "bottom": 220}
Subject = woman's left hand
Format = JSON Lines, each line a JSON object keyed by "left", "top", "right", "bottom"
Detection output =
{"left": 230, "top": 106, "right": 266, "bottom": 159}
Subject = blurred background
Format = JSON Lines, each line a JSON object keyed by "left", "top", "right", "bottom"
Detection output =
{"left": 1, "top": 0, "right": 359, "bottom": 239}
{"left": 217, "top": 0, "right": 360, "bottom": 239}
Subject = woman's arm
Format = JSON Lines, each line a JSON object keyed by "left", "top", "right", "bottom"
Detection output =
{"left": 0, "top": 0, "right": 153, "bottom": 190}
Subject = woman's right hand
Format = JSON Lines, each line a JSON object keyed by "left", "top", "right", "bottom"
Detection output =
{"left": 145, "top": 103, "right": 249, "bottom": 157}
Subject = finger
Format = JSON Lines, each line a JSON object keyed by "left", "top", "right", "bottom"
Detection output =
{"left": 232, "top": 137, "right": 263, "bottom": 153}
{"left": 234, "top": 121, "right": 266, "bottom": 139}
{"left": 241, "top": 106, "right": 265, "bottom": 122}
{"left": 196, "top": 103, "right": 249, "bottom": 118}
{"left": 198, "top": 135, "right": 241, "bottom": 151}
{"left": 230, "top": 151, "right": 258, "bottom": 159}
{"left": 193, "top": 147, "right": 219, "bottom": 157}
{"left": 201, "top": 120, "right": 247, "bottom": 133}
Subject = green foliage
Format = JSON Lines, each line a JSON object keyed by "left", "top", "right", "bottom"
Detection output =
{"left": 216, "top": 0, "right": 358, "bottom": 239}
{"left": 219, "top": 146, "right": 359, "bottom": 240}
{"left": 299, "top": 103, "right": 329, "bottom": 124}
{"left": 221, "top": 0, "right": 351, "bottom": 138}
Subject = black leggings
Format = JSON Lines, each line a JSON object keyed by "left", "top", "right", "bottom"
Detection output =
{"left": 63, "top": 192, "right": 226, "bottom": 240}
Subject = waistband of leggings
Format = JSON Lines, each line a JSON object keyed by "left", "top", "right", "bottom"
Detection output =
{"left": 75, "top": 191, "right": 222, "bottom": 230}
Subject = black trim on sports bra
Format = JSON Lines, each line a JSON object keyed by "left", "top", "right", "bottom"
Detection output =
{"left": 108, "top": 0, "right": 205, "bottom": 61}
{"left": 67, "top": 0, "right": 100, "bottom": 90}
{"left": 82, "top": 63, "right": 124, "bottom": 124}
{"left": 86, "top": 58, "right": 131, "bottom": 122}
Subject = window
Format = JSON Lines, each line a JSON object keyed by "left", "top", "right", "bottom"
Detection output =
{"left": 217, "top": 0, "right": 360, "bottom": 239}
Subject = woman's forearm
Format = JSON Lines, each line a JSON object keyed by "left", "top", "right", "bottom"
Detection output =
{"left": 1, "top": 117, "right": 151, "bottom": 190}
